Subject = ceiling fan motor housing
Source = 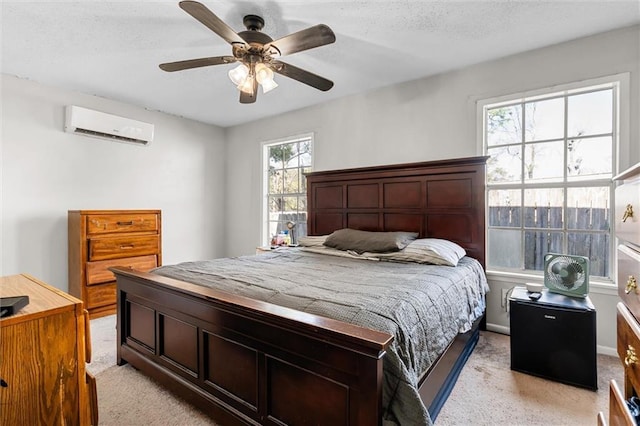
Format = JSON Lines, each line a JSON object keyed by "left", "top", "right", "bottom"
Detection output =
{"left": 235, "top": 15, "right": 278, "bottom": 61}
{"left": 243, "top": 15, "right": 264, "bottom": 31}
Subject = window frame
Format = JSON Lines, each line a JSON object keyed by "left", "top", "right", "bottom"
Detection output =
{"left": 260, "top": 133, "right": 314, "bottom": 246}
{"left": 477, "top": 74, "right": 629, "bottom": 287}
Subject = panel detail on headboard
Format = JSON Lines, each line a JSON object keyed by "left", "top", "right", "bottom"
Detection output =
{"left": 384, "top": 214, "right": 423, "bottom": 234}
{"left": 427, "top": 214, "right": 473, "bottom": 242}
{"left": 314, "top": 186, "right": 342, "bottom": 209}
{"left": 306, "top": 156, "right": 488, "bottom": 268}
{"left": 347, "top": 184, "right": 379, "bottom": 208}
{"left": 315, "top": 213, "right": 343, "bottom": 235}
{"left": 384, "top": 181, "right": 422, "bottom": 208}
{"left": 347, "top": 213, "right": 379, "bottom": 230}
{"left": 427, "top": 178, "right": 473, "bottom": 208}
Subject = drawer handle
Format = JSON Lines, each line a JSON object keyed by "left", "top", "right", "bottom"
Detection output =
{"left": 626, "top": 345, "right": 638, "bottom": 367}
{"left": 120, "top": 244, "right": 135, "bottom": 249}
{"left": 626, "top": 276, "right": 638, "bottom": 294}
{"left": 623, "top": 204, "right": 634, "bottom": 222}
{"left": 117, "top": 221, "right": 134, "bottom": 226}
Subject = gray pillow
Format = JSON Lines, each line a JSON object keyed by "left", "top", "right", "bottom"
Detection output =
{"left": 323, "top": 228, "right": 418, "bottom": 254}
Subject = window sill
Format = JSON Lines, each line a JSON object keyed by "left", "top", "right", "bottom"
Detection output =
{"left": 485, "top": 269, "right": 617, "bottom": 296}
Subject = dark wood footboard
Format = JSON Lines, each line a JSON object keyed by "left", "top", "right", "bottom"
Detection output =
{"left": 113, "top": 267, "right": 393, "bottom": 426}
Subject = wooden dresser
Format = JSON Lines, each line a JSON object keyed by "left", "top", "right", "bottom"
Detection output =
{"left": 69, "top": 209, "right": 162, "bottom": 318}
{"left": 600, "top": 162, "right": 640, "bottom": 425}
{"left": 0, "top": 274, "right": 97, "bottom": 425}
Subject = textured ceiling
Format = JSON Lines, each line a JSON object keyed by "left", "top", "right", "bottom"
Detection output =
{"left": 2, "top": 1, "right": 639, "bottom": 128}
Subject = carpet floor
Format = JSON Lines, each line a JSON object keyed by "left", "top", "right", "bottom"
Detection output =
{"left": 88, "top": 315, "right": 621, "bottom": 425}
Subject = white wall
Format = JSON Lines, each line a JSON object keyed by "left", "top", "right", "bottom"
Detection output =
{"left": 224, "top": 25, "right": 640, "bottom": 352}
{"left": 1, "top": 74, "right": 227, "bottom": 292}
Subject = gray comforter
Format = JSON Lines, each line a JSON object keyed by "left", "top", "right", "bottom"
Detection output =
{"left": 152, "top": 248, "right": 488, "bottom": 426}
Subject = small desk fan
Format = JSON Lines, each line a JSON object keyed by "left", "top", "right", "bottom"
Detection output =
{"left": 543, "top": 253, "right": 589, "bottom": 298}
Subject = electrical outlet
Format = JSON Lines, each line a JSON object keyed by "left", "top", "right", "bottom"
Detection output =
{"left": 501, "top": 288, "right": 509, "bottom": 308}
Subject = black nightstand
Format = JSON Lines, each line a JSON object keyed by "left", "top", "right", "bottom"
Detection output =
{"left": 509, "top": 286, "right": 597, "bottom": 390}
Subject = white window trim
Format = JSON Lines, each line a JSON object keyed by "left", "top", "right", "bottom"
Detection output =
{"left": 260, "top": 132, "right": 314, "bottom": 246}
{"left": 476, "top": 73, "right": 630, "bottom": 168}
{"left": 475, "top": 73, "right": 630, "bottom": 289}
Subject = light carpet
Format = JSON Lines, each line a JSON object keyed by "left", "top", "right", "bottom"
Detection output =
{"left": 88, "top": 315, "right": 621, "bottom": 425}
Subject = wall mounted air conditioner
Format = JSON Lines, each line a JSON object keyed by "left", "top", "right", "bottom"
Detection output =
{"left": 64, "top": 105, "right": 154, "bottom": 146}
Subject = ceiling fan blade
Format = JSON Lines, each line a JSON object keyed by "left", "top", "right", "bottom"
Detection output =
{"left": 272, "top": 60, "right": 334, "bottom": 91}
{"left": 266, "top": 24, "right": 335, "bottom": 57}
{"left": 179, "top": 1, "right": 247, "bottom": 45}
{"left": 159, "top": 56, "right": 236, "bottom": 72}
{"left": 239, "top": 77, "right": 258, "bottom": 104}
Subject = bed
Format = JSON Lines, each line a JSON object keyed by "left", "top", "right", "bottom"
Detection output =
{"left": 111, "top": 155, "right": 488, "bottom": 426}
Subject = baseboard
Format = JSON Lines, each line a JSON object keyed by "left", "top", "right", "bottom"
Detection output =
{"left": 486, "top": 322, "right": 616, "bottom": 356}
{"left": 486, "top": 323, "right": 510, "bottom": 335}
{"left": 597, "top": 345, "right": 617, "bottom": 357}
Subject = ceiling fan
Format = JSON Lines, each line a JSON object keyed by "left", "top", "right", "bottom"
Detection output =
{"left": 159, "top": 1, "right": 336, "bottom": 104}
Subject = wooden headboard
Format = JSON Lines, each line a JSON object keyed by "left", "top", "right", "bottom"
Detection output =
{"left": 306, "top": 156, "right": 488, "bottom": 268}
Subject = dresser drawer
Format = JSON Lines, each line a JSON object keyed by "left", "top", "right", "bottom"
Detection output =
{"left": 616, "top": 178, "right": 640, "bottom": 247}
{"left": 89, "top": 235, "right": 160, "bottom": 261}
{"left": 618, "top": 245, "right": 640, "bottom": 318}
{"left": 617, "top": 302, "right": 640, "bottom": 393}
{"left": 86, "top": 255, "right": 158, "bottom": 285}
{"left": 609, "top": 379, "right": 636, "bottom": 426}
{"left": 86, "top": 213, "right": 159, "bottom": 235}
{"left": 85, "top": 282, "right": 116, "bottom": 309}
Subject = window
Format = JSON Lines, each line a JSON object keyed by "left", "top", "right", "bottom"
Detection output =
{"left": 262, "top": 134, "right": 313, "bottom": 245}
{"left": 482, "top": 81, "right": 619, "bottom": 279}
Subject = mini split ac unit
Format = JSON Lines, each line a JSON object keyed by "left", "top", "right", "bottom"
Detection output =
{"left": 64, "top": 105, "right": 154, "bottom": 146}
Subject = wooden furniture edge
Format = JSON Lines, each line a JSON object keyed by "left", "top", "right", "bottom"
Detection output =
{"left": 305, "top": 156, "right": 490, "bottom": 179}
{"left": 67, "top": 209, "right": 162, "bottom": 214}
{"left": 0, "top": 274, "right": 82, "bottom": 326}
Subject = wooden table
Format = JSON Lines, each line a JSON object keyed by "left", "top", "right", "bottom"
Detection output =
{"left": 0, "top": 274, "right": 97, "bottom": 425}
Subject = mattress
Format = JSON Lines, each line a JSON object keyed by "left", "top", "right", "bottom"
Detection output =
{"left": 153, "top": 248, "right": 489, "bottom": 425}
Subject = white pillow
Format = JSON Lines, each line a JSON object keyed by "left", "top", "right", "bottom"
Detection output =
{"left": 370, "top": 238, "right": 466, "bottom": 266}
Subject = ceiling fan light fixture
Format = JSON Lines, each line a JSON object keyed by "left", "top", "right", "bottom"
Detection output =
{"left": 255, "top": 63, "right": 277, "bottom": 93}
{"left": 228, "top": 63, "right": 249, "bottom": 86}
{"left": 237, "top": 74, "right": 255, "bottom": 94}
{"left": 260, "top": 77, "right": 278, "bottom": 94}
{"left": 255, "top": 63, "right": 272, "bottom": 83}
